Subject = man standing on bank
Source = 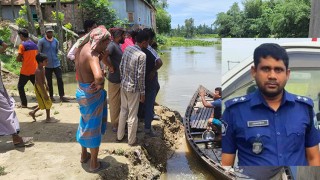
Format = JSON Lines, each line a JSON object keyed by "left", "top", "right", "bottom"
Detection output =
{"left": 16, "top": 28, "right": 38, "bottom": 108}
{"left": 141, "top": 28, "right": 162, "bottom": 137}
{"left": 106, "top": 28, "right": 125, "bottom": 132}
{"left": 38, "top": 26, "right": 69, "bottom": 102}
{"left": 222, "top": 43, "right": 320, "bottom": 166}
{"left": 117, "top": 30, "right": 149, "bottom": 146}
{"left": 75, "top": 26, "right": 110, "bottom": 172}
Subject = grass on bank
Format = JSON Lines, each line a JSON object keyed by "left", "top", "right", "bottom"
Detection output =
{"left": 0, "top": 52, "right": 21, "bottom": 75}
{"left": 157, "top": 35, "right": 220, "bottom": 47}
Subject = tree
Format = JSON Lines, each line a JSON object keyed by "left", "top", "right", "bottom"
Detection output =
{"left": 80, "top": 0, "right": 118, "bottom": 28}
{"left": 270, "top": 0, "right": 310, "bottom": 37}
{"left": 55, "top": 0, "right": 67, "bottom": 72}
{"left": 35, "top": 0, "right": 45, "bottom": 36}
{"left": 309, "top": 0, "right": 320, "bottom": 37}
{"left": 24, "top": 0, "right": 37, "bottom": 36}
{"left": 184, "top": 18, "right": 195, "bottom": 38}
{"left": 156, "top": 8, "right": 171, "bottom": 34}
{"left": 214, "top": 3, "right": 244, "bottom": 37}
{"left": 214, "top": 0, "right": 311, "bottom": 37}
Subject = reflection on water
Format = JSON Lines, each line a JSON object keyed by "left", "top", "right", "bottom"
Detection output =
{"left": 26, "top": 45, "right": 221, "bottom": 179}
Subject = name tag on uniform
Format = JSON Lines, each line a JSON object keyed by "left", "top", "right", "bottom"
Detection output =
{"left": 247, "top": 120, "right": 269, "bottom": 127}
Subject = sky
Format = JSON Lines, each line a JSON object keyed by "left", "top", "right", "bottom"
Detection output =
{"left": 167, "top": 0, "right": 243, "bottom": 28}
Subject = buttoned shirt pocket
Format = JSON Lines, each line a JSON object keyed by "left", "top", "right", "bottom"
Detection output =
{"left": 245, "top": 127, "right": 271, "bottom": 144}
{"left": 285, "top": 125, "right": 305, "bottom": 152}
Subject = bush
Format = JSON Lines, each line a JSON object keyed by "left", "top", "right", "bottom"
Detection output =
{"left": 0, "top": 26, "right": 11, "bottom": 42}
{"left": 0, "top": 54, "right": 22, "bottom": 75}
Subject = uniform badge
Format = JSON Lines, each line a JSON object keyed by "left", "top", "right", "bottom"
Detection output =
{"left": 221, "top": 120, "right": 228, "bottom": 136}
{"left": 252, "top": 138, "right": 263, "bottom": 154}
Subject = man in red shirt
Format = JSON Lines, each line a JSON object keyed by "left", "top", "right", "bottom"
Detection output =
{"left": 16, "top": 28, "right": 38, "bottom": 108}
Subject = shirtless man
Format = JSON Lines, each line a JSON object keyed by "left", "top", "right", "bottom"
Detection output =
{"left": 74, "top": 26, "right": 111, "bottom": 173}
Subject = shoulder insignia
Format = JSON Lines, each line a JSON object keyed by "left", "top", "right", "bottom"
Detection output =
{"left": 225, "top": 94, "right": 250, "bottom": 108}
{"left": 295, "top": 95, "right": 313, "bottom": 107}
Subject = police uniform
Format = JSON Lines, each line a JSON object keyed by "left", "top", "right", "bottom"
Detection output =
{"left": 222, "top": 90, "right": 320, "bottom": 166}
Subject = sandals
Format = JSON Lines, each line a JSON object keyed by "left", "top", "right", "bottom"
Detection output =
{"left": 89, "top": 161, "right": 110, "bottom": 173}
{"left": 80, "top": 152, "right": 91, "bottom": 163}
{"left": 14, "top": 137, "right": 34, "bottom": 147}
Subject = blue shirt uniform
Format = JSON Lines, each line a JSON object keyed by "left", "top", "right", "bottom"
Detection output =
{"left": 222, "top": 90, "right": 320, "bottom": 166}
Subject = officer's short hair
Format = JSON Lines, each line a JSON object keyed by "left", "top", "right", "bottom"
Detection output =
{"left": 135, "top": 30, "right": 149, "bottom": 43}
{"left": 36, "top": 53, "right": 48, "bottom": 63}
{"left": 253, "top": 43, "right": 289, "bottom": 69}
{"left": 215, "top": 87, "right": 222, "bottom": 96}
{"left": 18, "top": 28, "right": 29, "bottom": 38}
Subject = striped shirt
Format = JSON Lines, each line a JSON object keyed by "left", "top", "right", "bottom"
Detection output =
{"left": 120, "top": 45, "right": 146, "bottom": 95}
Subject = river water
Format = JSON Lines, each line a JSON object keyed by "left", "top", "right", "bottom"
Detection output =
{"left": 40, "top": 45, "right": 221, "bottom": 179}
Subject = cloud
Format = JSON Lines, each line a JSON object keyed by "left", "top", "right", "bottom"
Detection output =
{"left": 167, "top": 0, "right": 243, "bottom": 28}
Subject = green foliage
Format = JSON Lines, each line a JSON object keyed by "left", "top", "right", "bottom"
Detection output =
{"left": 184, "top": 18, "right": 195, "bottom": 38}
{"left": 171, "top": 23, "right": 215, "bottom": 37}
{"left": 15, "top": 17, "right": 28, "bottom": 28}
{"left": 156, "top": 34, "right": 167, "bottom": 45}
{"left": 79, "top": 0, "right": 118, "bottom": 28}
{"left": 155, "top": 35, "right": 218, "bottom": 47}
{"left": 113, "top": 19, "right": 129, "bottom": 28}
{"left": 64, "top": 23, "right": 72, "bottom": 30}
{"left": 0, "top": 54, "right": 21, "bottom": 75}
{"left": 0, "top": 27, "right": 11, "bottom": 42}
{"left": 15, "top": 5, "right": 28, "bottom": 28}
{"left": 19, "top": 5, "right": 27, "bottom": 16}
{"left": 156, "top": 8, "right": 171, "bottom": 34}
{"left": 214, "top": 0, "right": 311, "bottom": 37}
{"left": 0, "top": 166, "right": 7, "bottom": 176}
{"left": 51, "top": 11, "right": 65, "bottom": 22}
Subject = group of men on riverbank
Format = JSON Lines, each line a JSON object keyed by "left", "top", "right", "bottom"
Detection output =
{"left": 72, "top": 24, "right": 162, "bottom": 172}
{"left": 0, "top": 22, "right": 163, "bottom": 172}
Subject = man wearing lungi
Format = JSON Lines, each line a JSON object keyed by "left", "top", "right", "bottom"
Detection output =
{"left": 74, "top": 26, "right": 111, "bottom": 173}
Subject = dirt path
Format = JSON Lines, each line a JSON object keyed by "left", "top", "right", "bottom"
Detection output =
{"left": 0, "top": 84, "right": 184, "bottom": 179}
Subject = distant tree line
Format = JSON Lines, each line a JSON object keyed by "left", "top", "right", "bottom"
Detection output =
{"left": 214, "top": 0, "right": 310, "bottom": 37}
{"left": 171, "top": 18, "right": 214, "bottom": 38}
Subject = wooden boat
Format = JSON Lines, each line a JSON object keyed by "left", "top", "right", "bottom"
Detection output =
{"left": 183, "top": 85, "right": 294, "bottom": 179}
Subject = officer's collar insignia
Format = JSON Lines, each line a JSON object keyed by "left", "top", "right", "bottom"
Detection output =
{"left": 296, "top": 95, "right": 310, "bottom": 102}
{"left": 232, "top": 98, "right": 239, "bottom": 102}
{"left": 239, "top": 96, "right": 246, "bottom": 101}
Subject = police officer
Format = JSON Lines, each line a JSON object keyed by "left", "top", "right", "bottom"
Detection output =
{"left": 221, "top": 43, "right": 320, "bottom": 167}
